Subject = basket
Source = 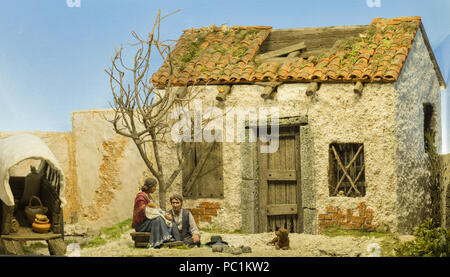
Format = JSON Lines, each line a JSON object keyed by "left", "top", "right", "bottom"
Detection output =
{"left": 25, "top": 196, "right": 48, "bottom": 225}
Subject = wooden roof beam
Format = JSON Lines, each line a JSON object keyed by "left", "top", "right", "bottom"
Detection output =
{"left": 353, "top": 81, "right": 363, "bottom": 95}
{"left": 306, "top": 82, "right": 319, "bottom": 96}
{"left": 256, "top": 82, "right": 281, "bottom": 99}
{"left": 255, "top": 42, "right": 306, "bottom": 63}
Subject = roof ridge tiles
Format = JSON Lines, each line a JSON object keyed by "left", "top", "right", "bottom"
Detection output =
{"left": 183, "top": 25, "right": 272, "bottom": 34}
{"left": 370, "top": 16, "right": 421, "bottom": 26}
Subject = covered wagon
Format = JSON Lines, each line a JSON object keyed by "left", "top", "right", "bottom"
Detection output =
{"left": 0, "top": 134, "right": 66, "bottom": 255}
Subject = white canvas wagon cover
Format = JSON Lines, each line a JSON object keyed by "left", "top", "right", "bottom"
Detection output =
{"left": 0, "top": 134, "right": 67, "bottom": 207}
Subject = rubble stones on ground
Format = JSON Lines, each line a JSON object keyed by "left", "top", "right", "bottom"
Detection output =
{"left": 64, "top": 236, "right": 89, "bottom": 247}
{"left": 230, "top": 247, "right": 242, "bottom": 255}
{"left": 64, "top": 224, "right": 90, "bottom": 237}
{"left": 16, "top": 231, "right": 392, "bottom": 257}
{"left": 212, "top": 244, "right": 252, "bottom": 255}
{"left": 212, "top": 245, "right": 224, "bottom": 252}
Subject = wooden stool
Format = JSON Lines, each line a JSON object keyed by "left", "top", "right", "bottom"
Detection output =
{"left": 130, "top": 232, "right": 151, "bottom": 248}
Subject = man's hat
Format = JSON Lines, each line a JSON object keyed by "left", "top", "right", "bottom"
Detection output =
{"left": 205, "top": 235, "right": 229, "bottom": 247}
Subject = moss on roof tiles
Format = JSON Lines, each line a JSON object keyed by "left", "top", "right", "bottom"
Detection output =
{"left": 152, "top": 17, "right": 423, "bottom": 87}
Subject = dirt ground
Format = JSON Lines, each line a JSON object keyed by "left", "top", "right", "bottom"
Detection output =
{"left": 22, "top": 229, "right": 408, "bottom": 257}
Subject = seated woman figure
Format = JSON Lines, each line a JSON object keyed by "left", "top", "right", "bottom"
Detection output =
{"left": 132, "top": 178, "right": 180, "bottom": 248}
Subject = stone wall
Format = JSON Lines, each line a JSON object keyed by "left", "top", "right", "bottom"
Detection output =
{"left": 394, "top": 28, "right": 443, "bottom": 233}
{"left": 160, "top": 77, "right": 398, "bottom": 233}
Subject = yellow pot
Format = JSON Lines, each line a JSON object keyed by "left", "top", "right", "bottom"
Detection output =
{"left": 35, "top": 214, "right": 48, "bottom": 221}
{"left": 32, "top": 218, "right": 51, "bottom": 233}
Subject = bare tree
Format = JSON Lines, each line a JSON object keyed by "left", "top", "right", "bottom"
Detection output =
{"left": 104, "top": 9, "right": 216, "bottom": 210}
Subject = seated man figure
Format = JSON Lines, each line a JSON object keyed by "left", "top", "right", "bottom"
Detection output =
{"left": 168, "top": 194, "right": 201, "bottom": 247}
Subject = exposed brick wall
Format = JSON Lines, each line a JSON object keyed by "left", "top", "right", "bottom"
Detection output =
{"left": 188, "top": 202, "right": 220, "bottom": 225}
{"left": 318, "top": 202, "right": 377, "bottom": 232}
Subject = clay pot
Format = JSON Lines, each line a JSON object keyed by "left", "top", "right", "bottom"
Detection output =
{"left": 32, "top": 218, "right": 51, "bottom": 233}
{"left": 35, "top": 214, "right": 48, "bottom": 221}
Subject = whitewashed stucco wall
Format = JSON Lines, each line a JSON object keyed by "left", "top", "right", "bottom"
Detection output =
{"left": 163, "top": 80, "right": 398, "bottom": 232}
{"left": 394, "top": 28, "right": 443, "bottom": 233}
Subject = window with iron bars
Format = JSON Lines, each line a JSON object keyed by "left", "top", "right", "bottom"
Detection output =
{"left": 329, "top": 143, "right": 365, "bottom": 197}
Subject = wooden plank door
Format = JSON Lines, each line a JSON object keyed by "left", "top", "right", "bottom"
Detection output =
{"left": 258, "top": 126, "right": 302, "bottom": 233}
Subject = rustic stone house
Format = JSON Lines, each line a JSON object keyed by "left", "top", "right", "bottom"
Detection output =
{"left": 151, "top": 16, "right": 446, "bottom": 235}
{"left": 0, "top": 16, "right": 447, "bottom": 237}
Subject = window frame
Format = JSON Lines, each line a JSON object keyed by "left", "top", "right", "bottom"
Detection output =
{"left": 181, "top": 141, "right": 224, "bottom": 199}
{"left": 328, "top": 143, "right": 366, "bottom": 197}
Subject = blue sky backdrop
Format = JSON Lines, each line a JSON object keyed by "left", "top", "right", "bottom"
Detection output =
{"left": 0, "top": 0, "right": 448, "bottom": 152}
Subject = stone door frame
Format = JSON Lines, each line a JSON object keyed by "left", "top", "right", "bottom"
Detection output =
{"left": 240, "top": 115, "right": 316, "bottom": 234}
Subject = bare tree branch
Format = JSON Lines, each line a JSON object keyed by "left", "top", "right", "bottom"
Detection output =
{"left": 105, "top": 9, "right": 221, "bottom": 209}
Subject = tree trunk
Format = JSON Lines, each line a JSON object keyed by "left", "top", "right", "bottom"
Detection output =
{"left": 159, "top": 181, "right": 167, "bottom": 210}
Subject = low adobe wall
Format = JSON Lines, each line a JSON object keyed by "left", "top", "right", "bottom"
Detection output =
{"left": 69, "top": 110, "right": 151, "bottom": 229}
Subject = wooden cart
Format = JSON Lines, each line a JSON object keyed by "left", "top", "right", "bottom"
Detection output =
{"left": 0, "top": 134, "right": 67, "bottom": 256}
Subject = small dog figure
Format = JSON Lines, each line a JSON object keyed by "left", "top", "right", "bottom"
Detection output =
{"left": 267, "top": 227, "right": 290, "bottom": 250}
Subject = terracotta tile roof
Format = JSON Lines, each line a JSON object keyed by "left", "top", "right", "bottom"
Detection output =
{"left": 151, "top": 17, "right": 424, "bottom": 87}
